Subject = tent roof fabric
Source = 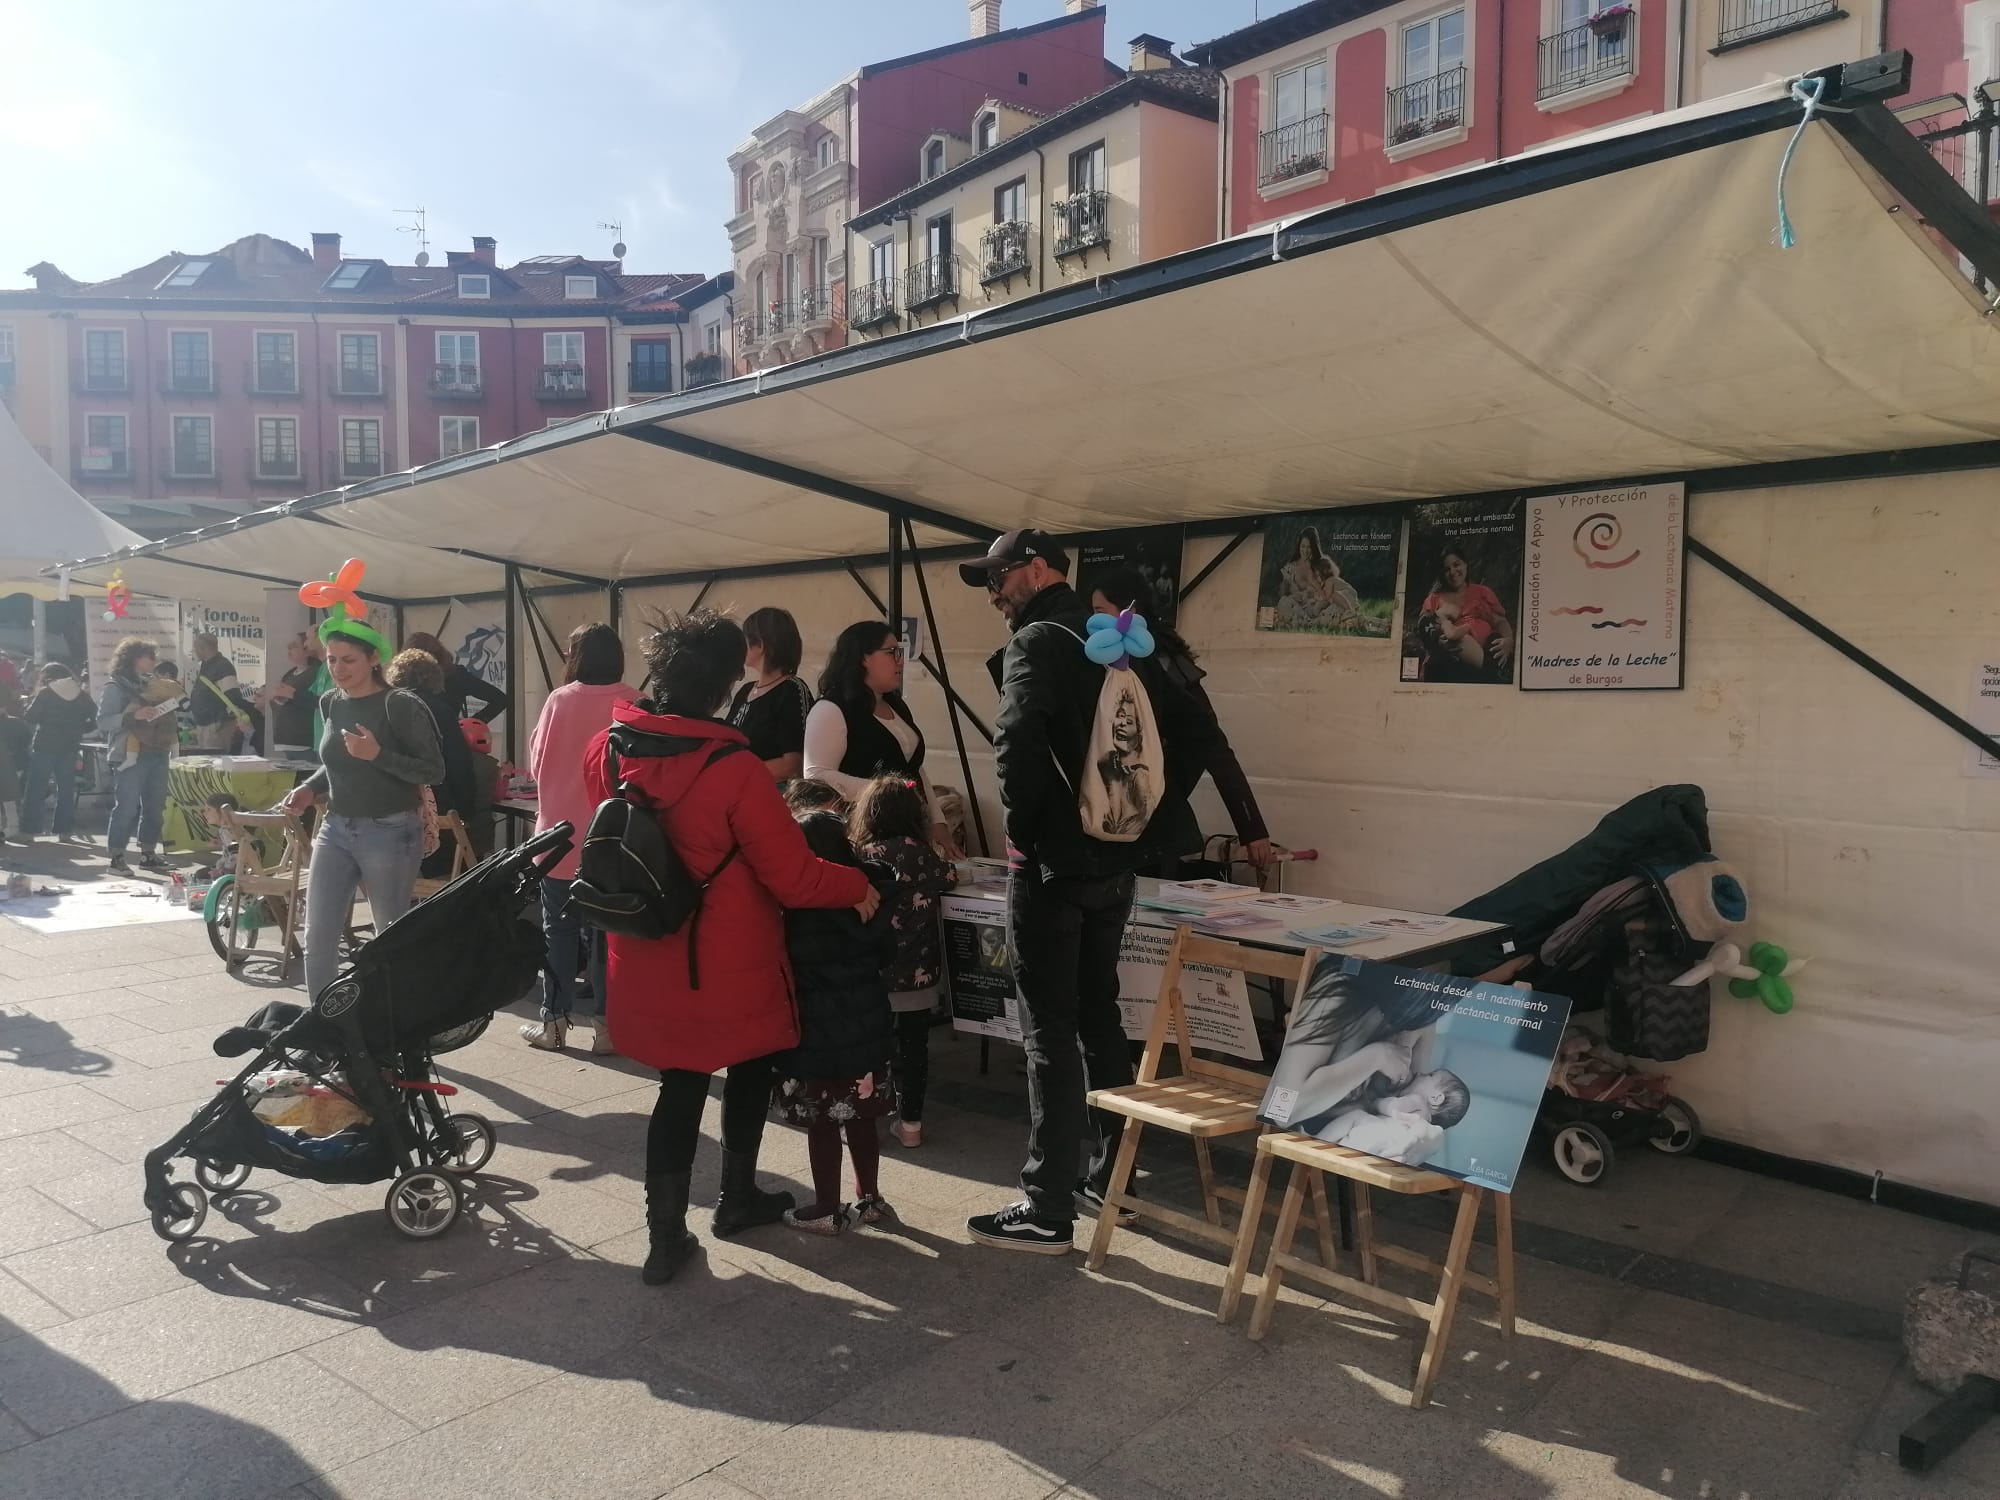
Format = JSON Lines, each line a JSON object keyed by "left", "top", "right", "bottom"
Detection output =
{"left": 56, "top": 57, "right": 2000, "bottom": 594}
{"left": 0, "top": 402, "right": 146, "bottom": 588}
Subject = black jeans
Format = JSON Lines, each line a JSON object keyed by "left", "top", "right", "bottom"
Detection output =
{"left": 647, "top": 1055, "right": 775, "bottom": 1178}
{"left": 1010, "top": 865, "right": 1136, "bottom": 1221}
{"left": 894, "top": 1010, "right": 933, "bottom": 1123}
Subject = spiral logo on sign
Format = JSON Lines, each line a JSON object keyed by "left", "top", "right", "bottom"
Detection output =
{"left": 1573, "top": 514, "right": 1639, "bottom": 570}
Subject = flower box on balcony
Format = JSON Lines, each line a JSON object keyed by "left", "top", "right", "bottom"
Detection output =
{"left": 1270, "top": 152, "right": 1328, "bottom": 181}
{"left": 1588, "top": 5, "right": 1632, "bottom": 36}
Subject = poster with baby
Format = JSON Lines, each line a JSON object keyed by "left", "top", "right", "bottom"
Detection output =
{"left": 1398, "top": 498, "right": 1525, "bottom": 684}
{"left": 1254, "top": 508, "right": 1401, "bottom": 638}
{"left": 1259, "top": 957, "right": 1572, "bottom": 1193}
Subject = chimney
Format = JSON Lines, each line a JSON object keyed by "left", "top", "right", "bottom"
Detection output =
{"left": 968, "top": 0, "right": 999, "bottom": 37}
{"left": 471, "top": 236, "right": 497, "bottom": 266}
{"left": 311, "top": 232, "right": 341, "bottom": 270}
{"left": 1063, "top": 0, "right": 1098, "bottom": 12}
{"left": 1129, "top": 34, "right": 1176, "bottom": 71}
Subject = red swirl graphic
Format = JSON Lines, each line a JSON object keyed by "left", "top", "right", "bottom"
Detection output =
{"left": 1574, "top": 515, "right": 1639, "bottom": 569}
{"left": 1550, "top": 606, "right": 1602, "bottom": 616}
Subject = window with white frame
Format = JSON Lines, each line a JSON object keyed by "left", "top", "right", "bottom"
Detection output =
{"left": 1394, "top": 8, "right": 1467, "bottom": 138}
{"left": 341, "top": 417, "right": 382, "bottom": 476}
{"left": 458, "top": 273, "right": 491, "bottom": 298}
{"left": 976, "top": 111, "right": 999, "bottom": 151}
{"left": 0, "top": 325, "right": 15, "bottom": 382}
{"left": 923, "top": 139, "right": 946, "bottom": 179}
{"left": 257, "top": 416, "right": 299, "bottom": 477}
{"left": 869, "top": 238, "right": 895, "bottom": 284}
{"left": 1264, "top": 57, "right": 1330, "bottom": 182}
{"left": 254, "top": 330, "right": 297, "bottom": 391}
{"left": 170, "top": 415, "right": 213, "bottom": 476}
{"left": 1068, "top": 140, "right": 1106, "bottom": 195}
{"left": 83, "top": 413, "right": 127, "bottom": 474}
{"left": 338, "top": 332, "right": 380, "bottom": 393}
{"left": 436, "top": 331, "right": 479, "bottom": 388}
{"left": 84, "top": 328, "right": 126, "bottom": 390}
{"left": 543, "top": 331, "right": 584, "bottom": 366}
{"left": 440, "top": 416, "right": 480, "bottom": 457}
{"left": 704, "top": 321, "right": 722, "bottom": 356}
{"left": 816, "top": 134, "right": 838, "bottom": 169}
{"left": 162, "top": 259, "right": 213, "bottom": 288}
{"left": 565, "top": 274, "right": 596, "bottom": 299}
{"left": 995, "top": 177, "right": 1026, "bottom": 225}
{"left": 169, "top": 330, "right": 211, "bottom": 391}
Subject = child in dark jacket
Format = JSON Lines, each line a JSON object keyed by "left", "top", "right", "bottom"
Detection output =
{"left": 773, "top": 810, "right": 897, "bottom": 1234}
{"left": 849, "top": 774, "right": 956, "bottom": 1148}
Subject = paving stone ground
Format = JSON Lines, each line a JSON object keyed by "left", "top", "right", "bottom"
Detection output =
{"left": 1, "top": 833, "right": 1995, "bottom": 1500}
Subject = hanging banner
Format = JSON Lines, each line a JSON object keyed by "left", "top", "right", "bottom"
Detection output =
{"left": 1399, "top": 499, "right": 1525, "bottom": 685}
{"left": 1521, "top": 483, "right": 1686, "bottom": 691}
{"left": 1073, "top": 526, "right": 1184, "bottom": 629}
{"left": 180, "top": 603, "right": 266, "bottom": 689}
{"left": 1256, "top": 508, "right": 1401, "bottom": 638}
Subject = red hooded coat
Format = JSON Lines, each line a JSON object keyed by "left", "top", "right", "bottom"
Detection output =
{"left": 584, "top": 704, "right": 869, "bottom": 1074}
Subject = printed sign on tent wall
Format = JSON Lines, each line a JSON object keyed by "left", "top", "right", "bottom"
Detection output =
{"left": 1967, "top": 658, "right": 2000, "bottom": 778}
{"left": 1520, "top": 482, "right": 1686, "bottom": 691}
{"left": 86, "top": 594, "right": 178, "bottom": 684}
{"left": 1399, "top": 499, "right": 1525, "bottom": 685}
{"left": 436, "top": 596, "right": 509, "bottom": 727}
{"left": 1072, "top": 526, "right": 1184, "bottom": 630}
{"left": 1255, "top": 508, "right": 1401, "bottom": 639}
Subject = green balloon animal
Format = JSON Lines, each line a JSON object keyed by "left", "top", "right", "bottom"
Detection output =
{"left": 1672, "top": 940, "right": 1808, "bottom": 1014}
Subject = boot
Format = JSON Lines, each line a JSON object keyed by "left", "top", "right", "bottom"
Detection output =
{"left": 711, "top": 1149, "right": 793, "bottom": 1238}
{"left": 641, "top": 1172, "right": 698, "bottom": 1286}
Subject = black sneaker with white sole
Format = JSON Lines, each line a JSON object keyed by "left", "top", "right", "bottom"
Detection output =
{"left": 966, "top": 1200, "right": 1073, "bottom": 1255}
{"left": 1074, "top": 1179, "right": 1139, "bottom": 1226}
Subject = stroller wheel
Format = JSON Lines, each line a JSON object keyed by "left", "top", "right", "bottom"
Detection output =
{"left": 438, "top": 1114, "right": 497, "bottom": 1176}
{"left": 1649, "top": 1096, "right": 1704, "bottom": 1155}
{"left": 385, "top": 1169, "right": 462, "bottom": 1239}
{"left": 151, "top": 1182, "right": 209, "bottom": 1242}
{"left": 196, "top": 1159, "right": 252, "bottom": 1196}
{"left": 1552, "top": 1123, "right": 1614, "bottom": 1186}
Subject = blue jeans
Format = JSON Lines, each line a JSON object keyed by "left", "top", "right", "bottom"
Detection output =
{"left": 106, "top": 753, "right": 169, "bottom": 856}
{"left": 539, "top": 876, "right": 604, "bottom": 1022}
{"left": 19, "top": 745, "right": 79, "bottom": 836}
{"left": 306, "top": 811, "right": 423, "bottom": 1004}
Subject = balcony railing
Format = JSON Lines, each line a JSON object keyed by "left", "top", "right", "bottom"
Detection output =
{"left": 534, "top": 363, "right": 589, "bottom": 400}
{"left": 1538, "top": 12, "right": 1635, "bottom": 99}
{"left": 333, "top": 364, "right": 383, "bottom": 396}
{"left": 1053, "top": 189, "right": 1111, "bottom": 259}
{"left": 1915, "top": 116, "right": 2000, "bottom": 206}
{"left": 249, "top": 360, "right": 299, "bottom": 395}
{"left": 849, "top": 277, "right": 900, "bottom": 332}
{"left": 629, "top": 359, "right": 673, "bottom": 393}
{"left": 798, "top": 285, "right": 837, "bottom": 325}
{"left": 430, "top": 362, "right": 483, "bottom": 397}
{"left": 338, "top": 453, "right": 383, "bottom": 480}
{"left": 163, "top": 447, "right": 216, "bottom": 480}
{"left": 1259, "top": 112, "right": 1330, "bottom": 184}
{"left": 1387, "top": 65, "right": 1467, "bottom": 146}
{"left": 162, "top": 360, "right": 214, "bottom": 395}
{"left": 74, "top": 446, "right": 131, "bottom": 479}
{"left": 980, "top": 221, "right": 1031, "bottom": 284}
{"left": 904, "top": 255, "right": 959, "bottom": 312}
{"left": 251, "top": 448, "right": 302, "bottom": 481}
{"left": 684, "top": 352, "right": 725, "bottom": 388}
{"left": 1716, "top": 0, "right": 1842, "bottom": 49}
{"left": 0, "top": 359, "right": 13, "bottom": 388}
{"left": 80, "top": 368, "right": 129, "bottom": 394}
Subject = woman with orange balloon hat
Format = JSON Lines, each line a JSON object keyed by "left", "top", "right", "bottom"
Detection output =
{"left": 281, "top": 561, "right": 443, "bottom": 1002}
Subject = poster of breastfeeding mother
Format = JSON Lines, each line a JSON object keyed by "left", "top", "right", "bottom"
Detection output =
{"left": 1255, "top": 508, "right": 1401, "bottom": 638}
{"left": 1520, "top": 482, "right": 1687, "bottom": 692}
{"left": 1398, "top": 499, "right": 1524, "bottom": 683}
{"left": 1259, "top": 957, "right": 1572, "bottom": 1193}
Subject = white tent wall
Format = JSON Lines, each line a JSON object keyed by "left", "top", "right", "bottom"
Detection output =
{"left": 1160, "top": 471, "right": 2000, "bottom": 1204}
{"left": 514, "top": 585, "right": 615, "bottom": 750}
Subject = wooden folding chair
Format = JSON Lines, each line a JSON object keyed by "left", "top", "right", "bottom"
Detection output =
{"left": 217, "top": 808, "right": 312, "bottom": 978}
{"left": 411, "top": 812, "right": 473, "bottom": 903}
{"left": 1242, "top": 1132, "right": 1517, "bottom": 1410}
{"left": 1084, "top": 927, "right": 1334, "bottom": 1315}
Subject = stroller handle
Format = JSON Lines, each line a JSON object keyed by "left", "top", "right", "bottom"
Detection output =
{"left": 515, "top": 821, "right": 576, "bottom": 876}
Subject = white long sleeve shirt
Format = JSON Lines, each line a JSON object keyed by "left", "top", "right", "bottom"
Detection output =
{"left": 802, "top": 698, "right": 938, "bottom": 809}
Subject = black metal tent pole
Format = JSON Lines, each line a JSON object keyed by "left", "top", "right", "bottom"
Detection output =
{"left": 519, "top": 584, "right": 557, "bottom": 692}
{"left": 608, "top": 583, "right": 623, "bottom": 637}
{"left": 887, "top": 516, "right": 904, "bottom": 624}
{"left": 844, "top": 564, "right": 995, "bottom": 743}
{"left": 690, "top": 575, "right": 719, "bottom": 611}
{"left": 502, "top": 566, "right": 521, "bottom": 766}
{"left": 906, "top": 516, "right": 990, "bottom": 857}
{"left": 1177, "top": 526, "right": 1257, "bottom": 606}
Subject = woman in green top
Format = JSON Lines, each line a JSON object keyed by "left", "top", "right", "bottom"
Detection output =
{"left": 282, "top": 620, "right": 443, "bottom": 1002}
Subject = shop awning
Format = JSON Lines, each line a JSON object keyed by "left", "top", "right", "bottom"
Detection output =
{"left": 58, "top": 54, "right": 2000, "bottom": 590}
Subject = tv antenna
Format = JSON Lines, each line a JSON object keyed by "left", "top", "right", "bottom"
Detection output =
{"left": 599, "top": 220, "right": 627, "bottom": 259}
{"left": 396, "top": 206, "right": 430, "bottom": 267}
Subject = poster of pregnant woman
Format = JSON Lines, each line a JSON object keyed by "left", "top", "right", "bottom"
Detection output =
{"left": 1259, "top": 957, "right": 1572, "bottom": 1192}
{"left": 1255, "top": 508, "right": 1401, "bottom": 638}
{"left": 1520, "top": 482, "right": 1686, "bottom": 691}
{"left": 1398, "top": 499, "right": 1525, "bottom": 685}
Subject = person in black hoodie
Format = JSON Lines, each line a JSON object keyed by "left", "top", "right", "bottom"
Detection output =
{"left": 771, "top": 810, "right": 898, "bottom": 1235}
{"left": 957, "top": 530, "right": 1223, "bottom": 1255}
{"left": 19, "top": 664, "right": 98, "bottom": 841}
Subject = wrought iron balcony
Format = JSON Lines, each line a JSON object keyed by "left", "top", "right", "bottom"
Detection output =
{"left": 684, "top": 352, "right": 725, "bottom": 388}
{"left": 849, "top": 277, "right": 900, "bottom": 332}
{"left": 249, "top": 360, "right": 299, "bottom": 395}
{"left": 798, "top": 285, "right": 837, "bottom": 325}
{"left": 628, "top": 360, "right": 673, "bottom": 393}
{"left": 904, "top": 256, "right": 959, "bottom": 312}
{"left": 1914, "top": 116, "right": 2000, "bottom": 205}
{"left": 430, "top": 362, "right": 483, "bottom": 397}
{"left": 163, "top": 445, "right": 216, "bottom": 480}
{"left": 1538, "top": 11, "right": 1635, "bottom": 99}
{"left": 980, "top": 222, "right": 1030, "bottom": 284}
{"left": 1053, "top": 189, "right": 1110, "bottom": 260}
{"left": 1716, "top": 0, "right": 1842, "bottom": 49}
{"left": 338, "top": 453, "right": 383, "bottom": 480}
{"left": 162, "top": 359, "right": 215, "bottom": 395}
{"left": 1259, "top": 111, "right": 1330, "bottom": 184}
{"left": 252, "top": 446, "right": 302, "bottom": 481}
{"left": 534, "top": 363, "right": 589, "bottom": 400}
{"left": 1387, "top": 65, "right": 1466, "bottom": 146}
{"left": 80, "top": 369, "right": 129, "bottom": 394}
{"left": 333, "top": 364, "right": 383, "bottom": 397}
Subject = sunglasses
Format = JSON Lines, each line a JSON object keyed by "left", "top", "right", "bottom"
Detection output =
{"left": 983, "top": 560, "right": 1030, "bottom": 593}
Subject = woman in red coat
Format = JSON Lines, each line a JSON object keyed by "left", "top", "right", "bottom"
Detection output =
{"left": 585, "top": 611, "right": 877, "bottom": 1286}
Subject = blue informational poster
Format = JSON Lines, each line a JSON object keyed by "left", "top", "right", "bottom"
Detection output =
{"left": 1259, "top": 957, "right": 1573, "bottom": 1193}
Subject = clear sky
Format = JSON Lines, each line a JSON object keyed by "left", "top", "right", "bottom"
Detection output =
{"left": 0, "top": 0, "right": 1266, "bottom": 288}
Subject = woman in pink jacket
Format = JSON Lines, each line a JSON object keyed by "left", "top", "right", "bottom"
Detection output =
{"left": 521, "top": 624, "right": 637, "bottom": 1052}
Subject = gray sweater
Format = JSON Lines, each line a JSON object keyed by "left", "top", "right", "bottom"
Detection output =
{"left": 303, "top": 688, "right": 445, "bottom": 818}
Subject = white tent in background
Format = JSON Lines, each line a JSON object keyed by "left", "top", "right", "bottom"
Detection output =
{"left": 0, "top": 401, "right": 145, "bottom": 599}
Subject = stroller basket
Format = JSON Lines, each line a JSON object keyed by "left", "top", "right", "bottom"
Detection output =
{"left": 141, "top": 824, "right": 573, "bottom": 1245}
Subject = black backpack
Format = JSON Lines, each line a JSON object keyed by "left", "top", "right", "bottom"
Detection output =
{"left": 569, "top": 729, "right": 746, "bottom": 986}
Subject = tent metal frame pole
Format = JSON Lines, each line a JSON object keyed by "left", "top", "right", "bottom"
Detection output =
{"left": 289, "top": 509, "right": 613, "bottom": 590}
{"left": 609, "top": 583, "right": 623, "bottom": 637}
{"left": 393, "top": 604, "right": 406, "bottom": 646}
{"left": 905, "top": 517, "right": 990, "bottom": 857}
{"left": 887, "top": 516, "right": 904, "bottom": 625}
{"left": 520, "top": 585, "right": 558, "bottom": 692}
{"left": 618, "top": 425, "right": 994, "bottom": 542}
{"left": 690, "top": 575, "right": 719, "bottom": 611}
{"left": 844, "top": 564, "right": 995, "bottom": 745}
{"left": 503, "top": 566, "right": 521, "bottom": 766}
{"left": 1178, "top": 526, "right": 1257, "bottom": 605}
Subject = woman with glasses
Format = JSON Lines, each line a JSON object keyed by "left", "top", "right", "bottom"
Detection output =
{"left": 803, "top": 620, "right": 956, "bottom": 853}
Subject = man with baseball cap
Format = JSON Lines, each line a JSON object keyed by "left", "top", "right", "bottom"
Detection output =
{"left": 959, "top": 529, "right": 1220, "bottom": 1253}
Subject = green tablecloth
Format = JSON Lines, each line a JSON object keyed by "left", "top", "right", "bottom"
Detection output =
{"left": 163, "top": 760, "right": 297, "bottom": 857}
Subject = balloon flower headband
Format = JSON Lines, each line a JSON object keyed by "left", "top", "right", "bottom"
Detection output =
{"left": 1084, "top": 607, "right": 1156, "bottom": 670}
{"left": 299, "top": 558, "right": 386, "bottom": 656}
{"left": 100, "top": 568, "right": 131, "bottom": 624}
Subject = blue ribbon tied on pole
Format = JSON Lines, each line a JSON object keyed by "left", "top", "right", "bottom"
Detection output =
{"left": 1084, "top": 607, "right": 1156, "bottom": 670}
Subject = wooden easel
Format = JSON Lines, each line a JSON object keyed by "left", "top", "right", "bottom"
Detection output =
{"left": 217, "top": 809, "right": 311, "bottom": 978}
{"left": 1085, "top": 927, "right": 1335, "bottom": 1314}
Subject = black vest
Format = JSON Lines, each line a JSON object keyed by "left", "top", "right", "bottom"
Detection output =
{"left": 837, "top": 695, "right": 924, "bottom": 781}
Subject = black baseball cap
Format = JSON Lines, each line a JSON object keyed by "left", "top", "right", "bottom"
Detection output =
{"left": 958, "top": 528, "right": 1070, "bottom": 587}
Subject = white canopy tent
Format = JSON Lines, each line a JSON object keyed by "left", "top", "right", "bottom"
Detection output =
{"left": 1, "top": 401, "right": 144, "bottom": 599}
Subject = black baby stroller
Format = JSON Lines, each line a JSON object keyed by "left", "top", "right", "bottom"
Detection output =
{"left": 142, "top": 823, "right": 574, "bottom": 1244}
